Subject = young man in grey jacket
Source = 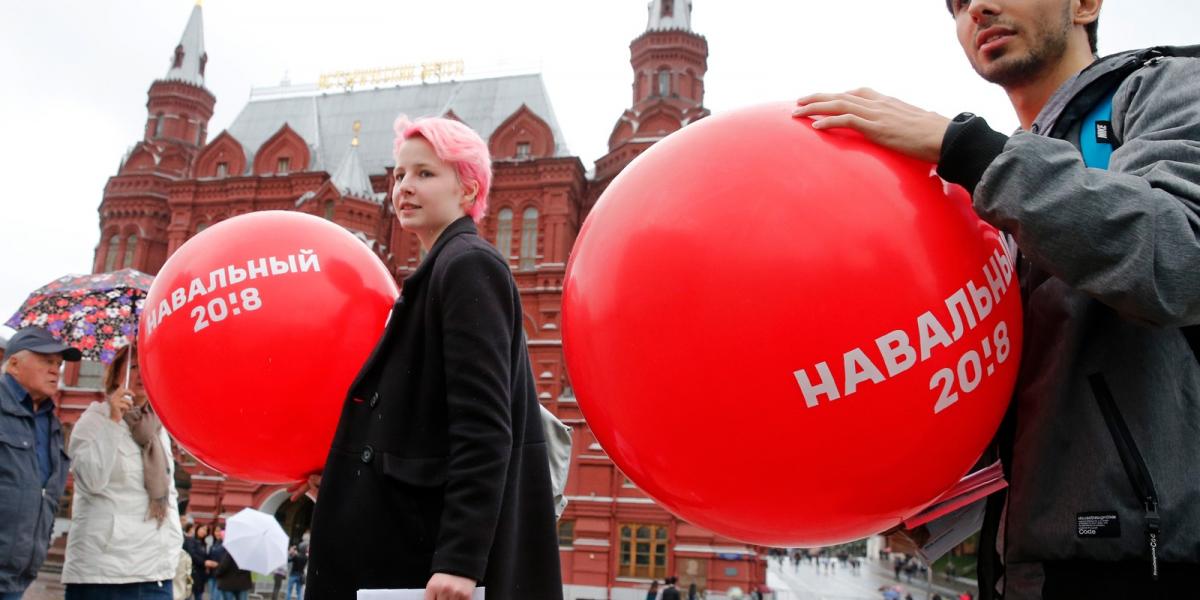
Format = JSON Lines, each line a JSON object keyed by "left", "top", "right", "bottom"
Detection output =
{"left": 794, "top": 0, "right": 1200, "bottom": 598}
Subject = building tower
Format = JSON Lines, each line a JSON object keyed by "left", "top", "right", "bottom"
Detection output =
{"left": 94, "top": 3, "right": 215, "bottom": 275}
{"left": 589, "top": 0, "right": 710, "bottom": 212}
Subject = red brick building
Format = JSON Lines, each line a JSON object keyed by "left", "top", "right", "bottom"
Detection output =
{"left": 56, "top": 2, "right": 767, "bottom": 598}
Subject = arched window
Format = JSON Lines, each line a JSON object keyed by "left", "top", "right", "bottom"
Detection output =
{"left": 195, "top": 222, "right": 209, "bottom": 235}
{"left": 657, "top": 69, "right": 671, "bottom": 97}
{"left": 103, "top": 235, "right": 120, "bottom": 272}
{"left": 154, "top": 114, "right": 165, "bottom": 138}
{"left": 324, "top": 200, "right": 335, "bottom": 221}
{"left": 495, "top": 208, "right": 513, "bottom": 261}
{"left": 520, "top": 207, "right": 539, "bottom": 270}
{"left": 124, "top": 235, "right": 138, "bottom": 268}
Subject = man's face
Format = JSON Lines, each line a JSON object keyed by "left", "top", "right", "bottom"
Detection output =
{"left": 951, "top": 0, "right": 1074, "bottom": 87}
{"left": 5, "top": 351, "right": 64, "bottom": 401}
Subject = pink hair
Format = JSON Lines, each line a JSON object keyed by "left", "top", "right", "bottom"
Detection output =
{"left": 393, "top": 116, "right": 492, "bottom": 223}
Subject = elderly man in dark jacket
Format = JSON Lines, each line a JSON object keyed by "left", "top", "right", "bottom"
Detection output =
{"left": 0, "top": 327, "right": 80, "bottom": 598}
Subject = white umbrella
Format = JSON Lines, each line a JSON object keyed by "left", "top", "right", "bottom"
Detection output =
{"left": 223, "top": 508, "right": 289, "bottom": 575}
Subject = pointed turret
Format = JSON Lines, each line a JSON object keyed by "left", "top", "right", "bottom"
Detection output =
{"left": 164, "top": 3, "right": 208, "bottom": 86}
{"left": 96, "top": 3, "right": 217, "bottom": 276}
{"left": 331, "top": 123, "right": 377, "bottom": 201}
{"left": 590, "top": 0, "right": 708, "bottom": 192}
{"left": 142, "top": 2, "right": 216, "bottom": 148}
{"left": 646, "top": 0, "right": 692, "bottom": 31}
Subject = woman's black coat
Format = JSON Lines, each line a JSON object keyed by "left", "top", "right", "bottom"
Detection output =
{"left": 306, "top": 217, "right": 563, "bottom": 599}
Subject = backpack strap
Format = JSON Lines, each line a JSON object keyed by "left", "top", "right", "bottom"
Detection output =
{"left": 1070, "top": 47, "right": 1200, "bottom": 364}
{"left": 1079, "top": 89, "right": 1116, "bottom": 169}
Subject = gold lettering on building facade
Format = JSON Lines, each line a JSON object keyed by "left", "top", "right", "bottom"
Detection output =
{"left": 317, "top": 60, "right": 466, "bottom": 91}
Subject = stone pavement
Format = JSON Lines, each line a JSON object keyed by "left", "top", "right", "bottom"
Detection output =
{"left": 22, "top": 570, "right": 65, "bottom": 600}
{"left": 766, "top": 556, "right": 977, "bottom": 600}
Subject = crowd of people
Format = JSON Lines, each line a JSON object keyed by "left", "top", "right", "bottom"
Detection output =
{"left": 644, "top": 576, "right": 728, "bottom": 600}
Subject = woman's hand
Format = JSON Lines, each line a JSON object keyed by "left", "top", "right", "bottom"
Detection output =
{"left": 108, "top": 386, "right": 135, "bottom": 423}
{"left": 424, "top": 573, "right": 476, "bottom": 600}
{"left": 288, "top": 473, "right": 322, "bottom": 501}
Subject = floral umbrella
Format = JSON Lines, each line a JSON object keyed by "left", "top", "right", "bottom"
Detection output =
{"left": 4, "top": 269, "right": 154, "bottom": 363}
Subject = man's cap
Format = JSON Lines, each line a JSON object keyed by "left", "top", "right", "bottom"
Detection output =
{"left": 5, "top": 327, "right": 83, "bottom": 362}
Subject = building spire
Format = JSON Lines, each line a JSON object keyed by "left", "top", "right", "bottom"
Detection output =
{"left": 164, "top": 4, "right": 208, "bottom": 87}
{"left": 646, "top": 0, "right": 692, "bottom": 31}
{"left": 331, "top": 121, "right": 375, "bottom": 200}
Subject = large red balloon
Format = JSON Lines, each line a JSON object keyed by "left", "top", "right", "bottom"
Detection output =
{"left": 563, "top": 102, "right": 1022, "bottom": 546}
{"left": 139, "top": 211, "right": 398, "bottom": 483}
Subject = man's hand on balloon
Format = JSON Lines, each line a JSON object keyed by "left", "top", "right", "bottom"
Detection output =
{"left": 425, "top": 572, "right": 476, "bottom": 600}
{"left": 288, "top": 473, "right": 321, "bottom": 502}
{"left": 793, "top": 88, "right": 950, "bottom": 164}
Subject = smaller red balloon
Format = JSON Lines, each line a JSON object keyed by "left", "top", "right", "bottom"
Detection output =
{"left": 139, "top": 211, "right": 398, "bottom": 483}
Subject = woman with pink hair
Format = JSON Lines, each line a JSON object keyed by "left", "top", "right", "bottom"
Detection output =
{"left": 304, "top": 116, "right": 563, "bottom": 599}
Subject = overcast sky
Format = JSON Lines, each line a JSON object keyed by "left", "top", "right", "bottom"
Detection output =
{"left": 1, "top": 0, "right": 1195, "bottom": 338}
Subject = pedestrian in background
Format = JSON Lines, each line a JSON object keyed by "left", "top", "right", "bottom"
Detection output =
{"left": 0, "top": 327, "right": 78, "bottom": 599}
{"left": 61, "top": 343, "right": 183, "bottom": 599}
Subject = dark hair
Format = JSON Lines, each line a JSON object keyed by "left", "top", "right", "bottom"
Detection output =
{"left": 944, "top": 1, "right": 1099, "bottom": 54}
{"left": 1085, "top": 19, "right": 1099, "bottom": 54}
{"left": 104, "top": 344, "right": 135, "bottom": 396}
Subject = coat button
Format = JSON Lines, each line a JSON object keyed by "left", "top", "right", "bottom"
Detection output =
{"left": 369, "top": 392, "right": 380, "bottom": 408}
{"left": 360, "top": 445, "right": 375, "bottom": 464}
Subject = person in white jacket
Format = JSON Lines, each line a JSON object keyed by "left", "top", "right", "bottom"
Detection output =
{"left": 62, "top": 344, "right": 183, "bottom": 599}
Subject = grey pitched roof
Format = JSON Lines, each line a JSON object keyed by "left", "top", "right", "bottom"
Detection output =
{"left": 330, "top": 143, "right": 381, "bottom": 202}
{"left": 224, "top": 73, "right": 570, "bottom": 178}
{"left": 163, "top": 5, "right": 206, "bottom": 86}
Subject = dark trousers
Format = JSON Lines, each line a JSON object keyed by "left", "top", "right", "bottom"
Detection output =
{"left": 64, "top": 581, "right": 172, "bottom": 600}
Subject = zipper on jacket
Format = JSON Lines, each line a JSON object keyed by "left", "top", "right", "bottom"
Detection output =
{"left": 1088, "top": 373, "right": 1161, "bottom": 580}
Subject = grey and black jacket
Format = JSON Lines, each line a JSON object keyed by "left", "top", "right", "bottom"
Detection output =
{"left": 0, "top": 380, "right": 69, "bottom": 593}
{"left": 937, "top": 47, "right": 1200, "bottom": 599}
